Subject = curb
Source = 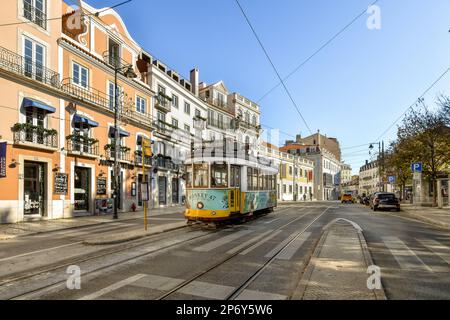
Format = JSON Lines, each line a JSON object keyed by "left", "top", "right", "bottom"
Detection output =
{"left": 292, "top": 221, "right": 387, "bottom": 300}
{"left": 357, "top": 230, "right": 387, "bottom": 300}
{"left": 396, "top": 209, "right": 450, "bottom": 231}
{"left": 0, "top": 210, "right": 185, "bottom": 241}
{"left": 82, "top": 222, "right": 187, "bottom": 246}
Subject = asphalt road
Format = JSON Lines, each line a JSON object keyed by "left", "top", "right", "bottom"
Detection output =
{"left": 0, "top": 202, "right": 449, "bottom": 300}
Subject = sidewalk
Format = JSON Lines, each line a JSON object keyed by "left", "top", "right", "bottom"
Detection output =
{"left": 0, "top": 205, "right": 185, "bottom": 240}
{"left": 292, "top": 219, "right": 386, "bottom": 300}
{"left": 398, "top": 204, "right": 450, "bottom": 230}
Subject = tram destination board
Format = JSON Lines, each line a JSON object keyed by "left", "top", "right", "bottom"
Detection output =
{"left": 54, "top": 173, "right": 68, "bottom": 195}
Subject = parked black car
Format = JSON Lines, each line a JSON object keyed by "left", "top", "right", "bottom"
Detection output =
{"left": 370, "top": 192, "right": 400, "bottom": 212}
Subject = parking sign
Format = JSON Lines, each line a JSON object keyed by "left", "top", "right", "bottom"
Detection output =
{"left": 412, "top": 162, "right": 423, "bottom": 173}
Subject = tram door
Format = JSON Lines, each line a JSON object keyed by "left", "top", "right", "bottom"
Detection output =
{"left": 230, "top": 166, "right": 241, "bottom": 213}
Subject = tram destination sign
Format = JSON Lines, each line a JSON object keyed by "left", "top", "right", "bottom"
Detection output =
{"left": 54, "top": 173, "right": 68, "bottom": 195}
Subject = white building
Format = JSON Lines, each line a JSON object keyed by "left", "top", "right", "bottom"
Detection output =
{"left": 359, "top": 160, "right": 380, "bottom": 196}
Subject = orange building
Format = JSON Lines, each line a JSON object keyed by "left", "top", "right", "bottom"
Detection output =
{"left": 0, "top": 0, "right": 155, "bottom": 223}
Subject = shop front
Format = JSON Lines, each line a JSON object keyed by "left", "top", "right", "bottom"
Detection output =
{"left": 23, "top": 161, "right": 46, "bottom": 217}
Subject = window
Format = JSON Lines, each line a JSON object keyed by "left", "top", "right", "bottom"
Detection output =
{"left": 24, "top": 37, "right": 45, "bottom": 81}
{"left": 136, "top": 96, "right": 146, "bottom": 114}
{"left": 253, "top": 169, "right": 259, "bottom": 190}
{"left": 108, "top": 38, "right": 121, "bottom": 66}
{"left": 157, "top": 111, "right": 166, "bottom": 128}
{"left": 231, "top": 166, "right": 241, "bottom": 188}
{"left": 211, "top": 163, "right": 228, "bottom": 188}
{"left": 184, "top": 102, "right": 190, "bottom": 115}
{"left": 289, "top": 166, "right": 293, "bottom": 176}
{"left": 108, "top": 82, "right": 123, "bottom": 110}
{"left": 289, "top": 185, "right": 293, "bottom": 194}
{"left": 218, "top": 114, "right": 224, "bottom": 129}
{"left": 245, "top": 112, "right": 250, "bottom": 123}
{"left": 23, "top": 0, "right": 46, "bottom": 29}
{"left": 195, "top": 109, "right": 201, "bottom": 118}
{"left": 194, "top": 163, "right": 208, "bottom": 188}
{"left": 252, "top": 115, "right": 257, "bottom": 126}
{"left": 283, "top": 184, "right": 287, "bottom": 193}
{"left": 207, "top": 109, "right": 213, "bottom": 125}
{"left": 184, "top": 124, "right": 190, "bottom": 132}
{"left": 171, "top": 118, "right": 178, "bottom": 128}
{"left": 172, "top": 94, "right": 178, "bottom": 109}
{"left": 186, "top": 165, "right": 193, "bottom": 188}
{"left": 73, "top": 62, "right": 88, "bottom": 88}
{"left": 247, "top": 167, "right": 253, "bottom": 190}
{"left": 216, "top": 92, "right": 225, "bottom": 106}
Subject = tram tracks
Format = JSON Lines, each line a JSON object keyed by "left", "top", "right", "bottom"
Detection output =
{"left": 156, "top": 206, "right": 331, "bottom": 300}
{"left": 2, "top": 207, "right": 295, "bottom": 300}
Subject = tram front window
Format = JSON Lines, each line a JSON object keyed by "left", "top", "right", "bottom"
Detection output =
{"left": 211, "top": 163, "right": 228, "bottom": 188}
{"left": 186, "top": 165, "right": 193, "bottom": 188}
{"left": 194, "top": 163, "right": 208, "bottom": 188}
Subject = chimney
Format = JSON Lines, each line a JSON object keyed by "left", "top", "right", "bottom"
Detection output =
{"left": 190, "top": 68, "right": 199, "bottom": 96}
{"left": 317, "top": 130, "right": 321, "bottom": 146}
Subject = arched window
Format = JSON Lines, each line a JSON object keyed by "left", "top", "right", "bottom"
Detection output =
{"left": 245, "top": 136, "right": 250, "bottom": 145}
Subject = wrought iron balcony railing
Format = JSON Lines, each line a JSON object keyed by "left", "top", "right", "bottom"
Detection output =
{"left": 154, "top": 156, "right": 181, "bottom": 171}
{"left": 154, "top": 93, "right": 171, "bottom": 112}
{"left": 23, "top": 1, "right": 47, "bottom": 29}
{"left": 105, "top": 148, "right": 131, "bottom": 162}
{"left": 207, "top": 118, "right": 232, "bottom": 131}
{"left": 134, "top": 151, "right": 153, "bottom": 166}
{"left": 0, "top": 46, "right": 60, "bottom": 88}
{"left": 66, "top": 135, "right": 99, "bottom": 156}
{"left": 13, "top": 125, "right": 58, "bottom": 149}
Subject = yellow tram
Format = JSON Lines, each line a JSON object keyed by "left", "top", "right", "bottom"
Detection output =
{"left": 184, "top": 141, "right": 278, "bottom": 224}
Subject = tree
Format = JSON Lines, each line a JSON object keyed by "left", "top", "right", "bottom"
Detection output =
{"left": 396, "top": 102, "right": 450, "bottom": 205}
{"left": 384, "top": 141, "right": 414, "bottom": 201}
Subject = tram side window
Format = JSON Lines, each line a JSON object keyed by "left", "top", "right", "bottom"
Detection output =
{"left": 231, "top": 166, "right": 241, "bottom": 188}
{"left": 247, "top": 167, "right": 253, "bottom": 190}
{"left": 253, "top": 169, "right": 258, "bottom": 191}
{"left": 186, "top": 165, "right": 193, "bottom": 188}
{"left": 194, "top": 163, "right": 209, "bottom": 188}
{"left": 258, "top": 170, "right": 264, "bottom": 191}
{"left": 211, "top": 163, "right": 228, "bottom": 188}
{"left": 265, "top": 175, "right": 269, "bottom": 190}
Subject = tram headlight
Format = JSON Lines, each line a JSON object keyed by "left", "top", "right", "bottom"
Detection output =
{"left": 211, "top": 211, "right": 217, "bottom": 216}
{"left": 197, "top": 202, "right": 204, "bottom": 209}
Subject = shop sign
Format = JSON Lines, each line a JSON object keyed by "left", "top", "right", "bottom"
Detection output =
{"left": 54, "top": 173, "right": 68, "bottom": 195}
{"left": 97, "top": 177, "right": 107, "bottom": 195}
{"left": 0, "top": 142, "right": 6, "bottom": 178}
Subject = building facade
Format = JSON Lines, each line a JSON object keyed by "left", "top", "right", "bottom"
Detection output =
{"left": 359, "top": 160, "right": 380, "bottom": 196}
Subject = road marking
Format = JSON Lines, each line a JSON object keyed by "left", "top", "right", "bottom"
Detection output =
{"left": 57, "top": 223, "right": 136, "bottom": 237}
{"left": 240, "top": 230, "right": 282, "bottom": 255}
{"left": 418, "top": 239, "right": 450, "bottom": 265}
{"left": 264, "top": 218, "right": 281, "bottom": 224}
{"left": 264, "top": 232, "right": 299, "bottom": 258}
{"left": 236, "top": 289, "right": 288, "bottom": 300}
{"left": 78, "top": 274, "right": 146, "bottom": 300}
{"left": 193, "top": 229, "right": 255, "bottom": 252}
{"left": 275, "top": 232, "right": 311, "bottom": 260}
{"left": 0, "top": 242, "right": 83, "bottom": 263}
{"left": 382, "top": 237, "right": 432, "bottom": 272}
{"left": 226, "top": 230, "right": 275, "bottom": 255}
{"left": 132, "top": 274, "right": 184, "bottom": 291}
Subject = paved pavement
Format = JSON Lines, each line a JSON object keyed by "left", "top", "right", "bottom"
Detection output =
{"left": 0, "top": 206, "right": 185, "bottom": 240}
{"left": 0, "top": 202, "right": 448, "bottom": 300}
{"left": 397, "top": 204, "right": 450, "bottom": 230}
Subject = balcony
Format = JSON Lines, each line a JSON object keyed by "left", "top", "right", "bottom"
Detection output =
{"left": 23, "top": 1, "right": 47, "bottom": 29}
{"left": 207, "top": 118, "right": 232, "bottom": 131}
{"left": 12, "top": 123, "right": 58, "bottom": 150}
{"left": 153, "top": 120, "right": 174, "bottom": 137}
{"left": 0, "top": 46, "right": 60, "bottom": 88}
{"left": 154, "top": 155, "right": 181, "bottom": 172}
{"left": 154, "top": 93, "right": 171, "bottom": 113}
{"left": 104, "top": 145, "right": 131, "bottom": 162}
{"left": 134, "top": 151, "right": 152, "bottom": 166}
{"left": 66, "top": 134, "right": 99, "bottom": 158}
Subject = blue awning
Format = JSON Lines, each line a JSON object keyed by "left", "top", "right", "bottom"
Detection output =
{"left": 73, "top": 115, "right": 99, "bottom": 128}
{"left": 22, "top": 98, "right": 56, "bottom": 114}
{"left": 108, "top": 127, "right": 130, "bottom": 138}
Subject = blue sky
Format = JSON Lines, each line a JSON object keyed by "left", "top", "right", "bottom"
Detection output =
{"left": 84, "top": 0, "right": 450, "bottom": 173}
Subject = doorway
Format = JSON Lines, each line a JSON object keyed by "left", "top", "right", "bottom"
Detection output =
{"left": 172, "top": 178, "right": 179, "bottom": 204}
{"left": 74, "top": 166, "right": 91, "bottom": 212}
{"left": 158, "top": 176, "right": 167, "bottom": 205}
{"left": 24, "top": 161, "right": 46, "bottom": 216}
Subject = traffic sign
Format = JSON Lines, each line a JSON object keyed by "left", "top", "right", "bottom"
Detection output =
{"left": 388, "top": 176, "right": 396, "bottom": 184}
{"left": 412, "top": 162, "right": 423, "bottom": 173}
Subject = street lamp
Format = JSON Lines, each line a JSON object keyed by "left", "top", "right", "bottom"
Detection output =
{"left": 369, "top": 141, "right": 385, "bottom": 192}
{"left": 112, "top": 60, "right": 137, "bottom": 220}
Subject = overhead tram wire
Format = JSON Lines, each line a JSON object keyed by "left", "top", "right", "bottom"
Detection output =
{"left": 0, "top": 0, "right": 133, "bottom": 28}
{"left": 375, "top": 67, "right": 450, "bottom": 142}
{"left": 257, "top": 0, "right": 380, "bottom": 103}
{"left": 234, "top": 0, "right": 313, "bottom": 136}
